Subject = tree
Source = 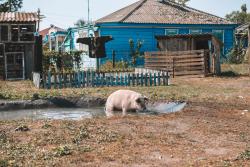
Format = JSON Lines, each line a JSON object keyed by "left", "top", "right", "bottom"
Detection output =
{"left": 169, "top": 0, "right": 190, "bottom": 6}
{"left": 129, "top": 39, "right": 144, "bottom": 67}
{"left": 225, "top": 4, "right": 250, "bottom": 24}
{"left": 0, "top": 0, "right": 23, "bottom": 12}
{"left": 74, "top": 19, "right": 86, "bottom": 27}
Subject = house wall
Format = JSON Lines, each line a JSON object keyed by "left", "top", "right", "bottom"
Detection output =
{"left": 97, "top": 23, "right": 238, "bottom": 65}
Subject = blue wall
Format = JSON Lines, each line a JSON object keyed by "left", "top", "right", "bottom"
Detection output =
{"left": 97, "top": 23, "right": 238, "bottom": 65}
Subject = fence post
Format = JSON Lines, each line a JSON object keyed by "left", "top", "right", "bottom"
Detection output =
{"left": 91, "top": 71, "right": 95, "bottom": 87}
{"left": 173, "top": 58, "right": 175, "bottom": 78}
{"left": 144, "top": 73, "right": 148, "bottom": 86}
{"left": 158, "top": 72, "right": 161, "bottom": 86}
{"left": 136, "top": 73, "right": 139, "bottom": 86}
{"left": 48, "top": 71, "right": 51, "bottom": 89}
{"left": 140, "top": 73, "right": 143, "bottom": 86}
{"left": 153, "top": 73, "right": 156, "bottom": 86}
{"left": 59, "top": 73, "right": 62, "bottom": 89}
{"left": 63, "top": 73, "right": 67, "bottom": 88}
{"left": 128, "top": 74, "right": 131, "bottom": 86}
{"left": 112, "top": 50, "right": 116, "bottom": 68}
{"left": 125, "top": 74, "right": 128, "bottom": 86}
{"left": 166, "top": 72, "right": 169, "bottom": 86}
{"left": 162, "top": 72, "right": 166, "bottom": 86}
{"left": 77, "top": 72, "right": 81, "bottom": 88}
{"left": 111, "top": 75, "right": 114, "bottom": 86}
{"left": 116, "top": 73, "right": 119, "bottom": 86}
{"left": 82, "top": 71, "right": 85, "bottom": 87}
{"left": 42, "top": 73, "right": 46, "bottom": 89}
{"left": 149, "top": 73, "right": 152, "bottom": 86}
{"left": 120, "top": 74, "right": 123, "bottom": 86}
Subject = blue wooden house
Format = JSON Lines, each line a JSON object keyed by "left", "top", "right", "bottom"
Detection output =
{"left": 95, "top": 0, "right": 238, "bottom": 65}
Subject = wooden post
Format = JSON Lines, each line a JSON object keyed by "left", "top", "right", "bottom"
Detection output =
{"left": 48, "top": 71, "right": 51, "bottom": 89}
{"left": 172, "top": 58, "right": 175, "bottom": 78}
{"left": 59, "top": 73, "right": 62, "bottom": 89}
{"left": 248, "top": 25, "right": 250, "bottom": 66}
{"left": 140, "top": 73, "right": 143, "bottom": 86}
{"left": 158, "top": 72, "right": 161, "bottom": 86}
{"left": 153, "top": 73, "right": 157, "bottom": 86}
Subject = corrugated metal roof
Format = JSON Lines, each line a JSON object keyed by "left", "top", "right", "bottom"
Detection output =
{"left": 0, "top": 12, "right": 39, "bottom": 23}
{"left": 96, "top": 0, "right": 234, "bottom": 25}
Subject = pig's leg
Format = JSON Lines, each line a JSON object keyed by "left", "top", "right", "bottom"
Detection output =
{"left": 105, "top": 105, "right": 114, "bottom": 118}
{"left": 122, "top": 107, "right": 127, "bottom": 117}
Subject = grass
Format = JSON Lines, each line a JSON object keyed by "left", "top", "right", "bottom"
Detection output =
{"left": 221, "top": 63, "right": 250, "bottom": 76}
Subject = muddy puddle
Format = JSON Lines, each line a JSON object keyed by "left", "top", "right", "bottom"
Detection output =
{"left": 0, "top": 102, "right": 186, "bottom": 120}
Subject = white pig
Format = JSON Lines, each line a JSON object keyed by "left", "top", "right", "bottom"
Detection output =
{"left": 105, "top": 90, "right": 149, "bottom": 117}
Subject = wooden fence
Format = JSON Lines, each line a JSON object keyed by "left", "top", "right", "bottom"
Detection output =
{"left": 42, "top": 71, "right": 170, "bottom": 89}
{"left": 145, "top": 50, "right": 210, "bottom": 77}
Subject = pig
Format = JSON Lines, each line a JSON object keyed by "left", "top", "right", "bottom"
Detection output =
{"left": 105, "top": 90, "right": 149, "bottom": 117}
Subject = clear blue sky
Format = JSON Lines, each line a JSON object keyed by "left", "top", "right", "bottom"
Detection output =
{"left": 22, "top": 0, "right": 250, "bottom": 30}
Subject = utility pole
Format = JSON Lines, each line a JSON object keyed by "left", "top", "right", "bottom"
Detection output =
{"left": 8, "top": 0, "right": 11, "bottom": 12}
{"left": 37, "top": 8, "right": 41, "bottom": 33}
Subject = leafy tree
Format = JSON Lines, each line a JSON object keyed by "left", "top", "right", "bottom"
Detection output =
{"left": 129, "top": 39, "right": 144, "bottom": 67}
{"left": 225, "top": 4, "right": 250, "bottom": 24}
{"left": 0, "top": 0, "right": 23, "bottom": 12}
{"left": 169, "top": 0, "right": 190, "bottom": 5}
{"left": 74, "top": 19, "right": 86, "bottom": 27}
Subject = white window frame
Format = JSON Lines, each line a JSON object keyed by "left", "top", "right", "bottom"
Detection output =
{"left": 165, "top": 29, "right": 179, "bottom": 35}
{"left": 189, "top": 29, "right": 202, "bottom": 34}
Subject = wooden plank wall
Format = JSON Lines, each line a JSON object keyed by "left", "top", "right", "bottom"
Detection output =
{"left": 145, "top": 50, "right": 209, "bottom": 77}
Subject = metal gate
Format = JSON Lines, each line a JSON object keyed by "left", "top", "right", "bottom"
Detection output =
{"left": 5, "top": 52, "right": 25, "bottom": 79}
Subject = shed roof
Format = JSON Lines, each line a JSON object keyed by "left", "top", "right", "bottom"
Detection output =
{"left": 96, "top": 0, "right": 234, "bottom": 25}
{"left": 0, "top": 12, "right": 39, "bottom": 23}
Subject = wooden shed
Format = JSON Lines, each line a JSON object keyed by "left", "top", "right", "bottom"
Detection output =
{"left": 145, "top": 34, "right": 223, "bottom": 77}
{"left": 0, "top": 12, "right": 39, "bottom": 80}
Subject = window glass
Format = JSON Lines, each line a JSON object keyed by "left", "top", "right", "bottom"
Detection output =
{"left": 7, "top": 54, "right": 14, "bottom": 65}
{"left": 11, "top": 25, "right": 19, "bottom": 41}
{"left": 1, "top": 25, "right": 8, "bottom": 41}
{"left": 20, "top": 33, "right": 34, "bottom": 41}
{"left": 190, "top": 29, "right": 202, "bottom": 34}
{"left": 212, "top": 30, "right": 224, "bottom": 43}
{"left": 19, "top": 25, "right": 35, "bottom": 33}
{"left": 165, "top": 29, "right": 178, "bottom": 35}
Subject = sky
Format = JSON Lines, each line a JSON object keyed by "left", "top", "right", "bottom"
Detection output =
{"left": 21, "top": 0, "right": 250, "bottom": 30}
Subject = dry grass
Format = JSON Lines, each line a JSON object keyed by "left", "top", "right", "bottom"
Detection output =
{"left": 0, "top": 65, "right": 250, "bottom": 166}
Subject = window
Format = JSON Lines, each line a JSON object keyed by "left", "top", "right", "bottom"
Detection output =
{"left": 1, "top": 25, "right": 9, "bottom": 41}
{"left": 165, "top": 29, "right": 178, "bottom": 35}
{"left": 11, "top": 25, "right": 19, "bottom": 41}
{"left": 213, "top": 30, "right": 224, "bottom": 54}
{"left": 19, "top": 25, "right": 35, "bottom": 41}
{"left": 212, "top": 30, "right": 224, "bottom": 43}
{"left": 190, "top": 29, "right": 202, "bottom": 34}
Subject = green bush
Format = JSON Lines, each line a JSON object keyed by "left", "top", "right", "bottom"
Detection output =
{"left": 100, "top": 61, "right": 129, "bottom": 71}
{"left": 227, "top": 40, "right": 246, "bottom": 64}
{"left": 43, "top": 51, "right": 84, "bottom": 73}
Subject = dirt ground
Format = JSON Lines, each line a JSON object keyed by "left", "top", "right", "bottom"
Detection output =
{"left": 0, "top": 76, "right": 250, "bottom": 167}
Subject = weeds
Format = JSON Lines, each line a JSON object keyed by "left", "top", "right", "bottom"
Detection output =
{"left": 54, "top": 146, "right": 71, "bottom": 157}
{"left": 237, "top": 149, "right": 250, "bottom": 160}
{"left": 0, "top": 160, "right": 8, "bottom": 167}
{"left": 0, "top": 131, "right": 7, "bottom": 143}
{"left": 72, "top": 126, "right": 89, "bottom": 144}
{"left": 41, "top": 123, "right": 52, "bottom": 129}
